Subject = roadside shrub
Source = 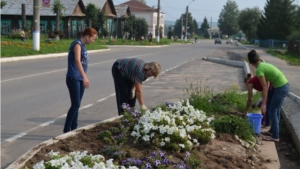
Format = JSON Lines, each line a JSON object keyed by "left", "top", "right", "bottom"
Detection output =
{"left": 211, "top": 114, "right": 254, "bottom": 141}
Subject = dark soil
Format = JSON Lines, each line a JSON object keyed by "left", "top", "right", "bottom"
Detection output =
{"left": 23, "top": 119, "right": 271, "bottom": 169}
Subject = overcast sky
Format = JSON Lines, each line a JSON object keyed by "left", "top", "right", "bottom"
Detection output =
{"left": 113, "top": 0, "right": 299, "bottom": 22}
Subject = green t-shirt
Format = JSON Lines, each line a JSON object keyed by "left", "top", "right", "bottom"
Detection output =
{"left": 256, "top": 62, "right": 288, "bottom": 88}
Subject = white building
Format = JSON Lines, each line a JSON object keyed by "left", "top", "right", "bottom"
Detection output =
{"left": 119, "top": 0, "right": 164, "bottom": 37}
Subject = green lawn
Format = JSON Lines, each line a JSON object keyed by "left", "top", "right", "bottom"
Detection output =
{"left": 0, "top": 37, "right": 192, "bottom": 57}
{"left": 0, "top": 37, "right": 108, "bottom": 57}
{"left": 266, "top": 49, "right": 300, "bottom": 66}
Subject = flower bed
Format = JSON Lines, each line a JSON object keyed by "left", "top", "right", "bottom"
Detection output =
{"left": 19, "top": 99, "right": 267, "bottom": 169}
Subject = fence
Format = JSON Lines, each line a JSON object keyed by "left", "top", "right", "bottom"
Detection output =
{"left": 288, "top": 40, "right": 300, "bottom": 56}
{"left": 259, "top": 39, "right": 288, "bottom": 48}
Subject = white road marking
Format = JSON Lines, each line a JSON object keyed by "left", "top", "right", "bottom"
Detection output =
{"left": 2, "top": 59, "right": 194, "bottom": 144}
{"left": 1, "top": 52, "right": 162, "bottom": 83}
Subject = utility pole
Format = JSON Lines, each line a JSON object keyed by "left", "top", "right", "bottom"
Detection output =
{"left": 33, "top": 0, "right": 40, "bottom": 51}
{"left": 156, "top": 0, "right": 160, "bottom": 43}
{"left": 22, "top": 4, "right": 26, "bottom": 30}
{"left": 181, "top": 14, "right": 183, "bottom": 40}
{"left": 185, "top": 6, "right": 188, "bottom": 41}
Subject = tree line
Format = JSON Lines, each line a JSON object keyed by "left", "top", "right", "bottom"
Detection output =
{"left": 169, "top": 0, "right": 300, "bottom": 41}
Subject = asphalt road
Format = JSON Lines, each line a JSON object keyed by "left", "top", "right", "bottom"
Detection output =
{"left": 1, "top": 40, "right": 248, "bottom": 168}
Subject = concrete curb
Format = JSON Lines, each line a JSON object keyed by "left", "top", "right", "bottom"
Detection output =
{"left": 6, "top": 116, "right": 122, "bottom": 169}
{"left": 202, "top": 57, "right": 249, "bottom": 77}
{"left": 0, "top": 49, "right": 111, "bottom": 63}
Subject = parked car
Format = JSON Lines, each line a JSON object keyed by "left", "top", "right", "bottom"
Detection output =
{"left": 215, "top": 38, "right": 222, "bottom": 44}
{"left": 226, "top": 38, "right": 233, "bottom": 44}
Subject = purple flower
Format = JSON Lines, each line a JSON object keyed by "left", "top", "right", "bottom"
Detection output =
{"left": 162, "top": 158, "right": 169, "bottom": 165}
{"left": 145, "top": 163, "right": 152, "bottom": 169}
{"left": 122, "top": 103, "right": 130, "bottom": 109}
{"left": 159, "top": 151, "right": 165, "bottom": 158}
{"left": 184, "top": 151, "right": 191, "bottom": 160}
{"left": 150, "top": 151, "right": 156, "bottom": 157}
{"left": 154, "top": 159, "right": 161, "bottom": 166}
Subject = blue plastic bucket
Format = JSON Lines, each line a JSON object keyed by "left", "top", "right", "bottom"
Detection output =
{"left": 246, "top": 113, "right": 263, "bottom": 134}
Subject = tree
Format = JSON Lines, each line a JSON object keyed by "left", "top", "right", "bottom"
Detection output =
{"left": 257, "top": 0, "right": 297, "bottom": 40}
{"left": 167, "top": 25, "right": 174, "bottom": 39}
{"left": 296, "top": 5, "right": 300, "bottom": 29}
{"left": 85, "top": 3, "right": 99, "bottom": 28}
{"left": 135, "top": 17, "right": 149, "bottom": 37}
{"left": 218, "top": 0, "right": 239, "bottom": 36}
{"left": 1, "top": 1, "right": 6, "bottom": 8}
{"left": 123, "top": 15, "right": 148, "bottom": 39}
{"left": 200, "top": 17, "right": 210, "bottom": 37}
{"left": 173, "top": 14, "right": 185, "bottom": 38}
{"left": 238, "top": 7, "right": 261, "bottom": 40}
{"left": 137, "top": 0, "right": 146, "bottom": 4}
{"left": 52, "top": 0, "right": 66, "bottom": 32}
{"left": 193, "top": 19, "right": 198, "bottom": 35}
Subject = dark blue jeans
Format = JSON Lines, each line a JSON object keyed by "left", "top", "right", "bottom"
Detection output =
{"left": 112, "top": 62, "right": 136, "bottom": 115}
{"left": 268, "top": 83, "right": 290, "bottom": 139}
{"left": 264, "top": 86, "right": 275, "bottom": 126}
{"left": 63, "top": 77, "right": 85, "bottom": 133}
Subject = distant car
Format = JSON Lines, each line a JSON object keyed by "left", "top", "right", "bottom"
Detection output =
{"left": 215, "top": 38, "right": 222, "bottom": 44}
{"left": 226, "top": 38, "right": 233, "bottom": 44}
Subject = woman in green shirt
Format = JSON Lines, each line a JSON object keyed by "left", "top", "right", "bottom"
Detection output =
{"left": 247, "top": 50, "right": 289, "bottom": 142}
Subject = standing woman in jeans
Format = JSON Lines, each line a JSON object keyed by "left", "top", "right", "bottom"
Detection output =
{"left": 63, "top": 27, "right": 97, "bottom": 133}
{"left": 247, "top": 50, "right": 289, "bottom": 142}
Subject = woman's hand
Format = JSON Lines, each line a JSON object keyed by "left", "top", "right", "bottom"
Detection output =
{"left": 260, "top": 103, "right": 266, "bottom": 115}
{"left": 83, "top": 77, "right": 90, "bottom": 89}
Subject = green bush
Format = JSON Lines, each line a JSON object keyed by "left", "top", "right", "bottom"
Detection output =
{"left": 211, "top": 114, "right": 254, "bottom": 141}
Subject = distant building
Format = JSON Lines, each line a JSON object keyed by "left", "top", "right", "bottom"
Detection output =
{"left": 1, "top": 0, "right": 117, "bottom": 39}
{"left": 207, "top": 26, "right": 222, "bottom": 39}
{"left": 119, "top": 0, "right": 164, "bottom": 38}
{"left": 1, "top": 0, "right": 85, "bottom": 38}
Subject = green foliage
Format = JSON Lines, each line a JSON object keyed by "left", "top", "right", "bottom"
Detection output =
{"left": 1, "top": 38, "right": 108, "bottom": 57}
{"left": 185, "top": 81, "right": 260, "bottom": 115}
{"left": 1, "top": 1, "right": 6, "bottom": 8}
{"left": 135, "top": 17, "right": 149, "bottom": 37}
{"left": 200, "top": 17, "right": 210, "bottom": 38}
{"left": 218, "top": 0, "right": 240, "bottom": 36}
{"left": 186, "top": 153, "right": 202, "bottom": 169}
{"left": 238, "top": 7, "right": 261, "bottom": 39}
{"left": 287, "top": 30, "right": 300, "bottom": 41}
{"left": 80, "top": 155, "right": 93, "bottom": 167}
{"left": 98, "top": 130, "right": 112, "bottom": 139}
{"left": 102, "top": 146, "right": 126, "bottom": 160}
{"left": 257, "top": 0, "right": 297, "bottom": 40}
{"left": 52, "top": 0, "right": 66, "bottom": 31}
{"left": 167, "top": 25, "right": 174, "bottom": 39}
{"left": 212, "top": 115, "right": 254, "bottom": 141}
{"left": 267, "top": 49, "right": 300, "bottom": 66}
{"left": 123, "top": 15, "right": 148, "bottom": 39}
{"left": 173, "top": 12, "right": 198, "bottom": 38}
{"left": 85, "top": 4, "right": 105, "bottom": 33}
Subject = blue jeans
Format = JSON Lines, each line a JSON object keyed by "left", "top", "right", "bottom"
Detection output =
{"left": 63, "top": 77, "right": 85, "bottom": 133}
{"left": 264, "top": 86, "right": 275, "bottom": 126}
{"left": 268, "top": 83, "right": 289, "bottom": 139}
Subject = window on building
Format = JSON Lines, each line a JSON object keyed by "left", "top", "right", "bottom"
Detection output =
{"left": 1, "top": 20, "right": 11, "bottom": 34}
{"left": 51, "top": 21, "right": 64, "bottom": 31}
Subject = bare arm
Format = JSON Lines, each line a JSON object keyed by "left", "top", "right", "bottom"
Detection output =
{"left": 134, "top": 81, "right": 144, "bottom": 105}
{"left": 74, "top": 44, "right": 89, "bottom": 88}
{"left": 258, "top": 76, "right": 268, "bottom": 114}
{"left": 244, "top": 83, "right": 254, "bottom": 114}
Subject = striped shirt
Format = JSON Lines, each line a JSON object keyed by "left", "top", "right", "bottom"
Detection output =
{"left": 116, "top": 58, "right": 146, "bottom": 84}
